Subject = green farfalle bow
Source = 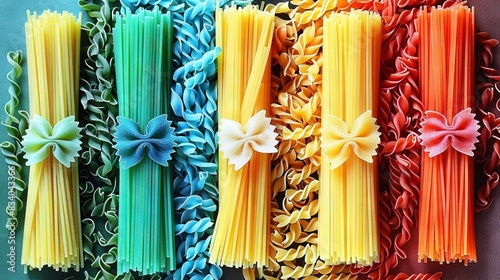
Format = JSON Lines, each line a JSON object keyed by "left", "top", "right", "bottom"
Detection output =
{"left": 21, "top": 115, "right": 82, "bottom": 168}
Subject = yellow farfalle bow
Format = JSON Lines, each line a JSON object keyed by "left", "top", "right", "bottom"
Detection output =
{"left": 321, "top": 110, "right": 381, "bottom": 170}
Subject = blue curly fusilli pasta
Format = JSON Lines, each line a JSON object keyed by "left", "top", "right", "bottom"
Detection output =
{"left": 168, "top": 0, "right": 252, "bottom": 278}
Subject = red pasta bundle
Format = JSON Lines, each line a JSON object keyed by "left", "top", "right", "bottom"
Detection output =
{"left": 417, "top": 5, "right": 478, "bottom": 264}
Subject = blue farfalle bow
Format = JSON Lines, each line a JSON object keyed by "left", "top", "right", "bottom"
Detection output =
{"left": 114, "top": 114, "right": 176, "bottom": 169}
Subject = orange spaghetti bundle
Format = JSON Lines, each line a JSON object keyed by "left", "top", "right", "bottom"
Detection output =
{"left": 417, "top": 5, "right": 478, "bottom": 264}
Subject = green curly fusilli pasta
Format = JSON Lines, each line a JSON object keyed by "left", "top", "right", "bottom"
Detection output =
{"left": 78, "top": 0, "right": 125, "bottom": 279}
{"left": 1, "top": 50, "right": 28, "bottom": 231}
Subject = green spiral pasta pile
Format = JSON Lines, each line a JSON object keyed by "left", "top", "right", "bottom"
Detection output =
{"left": 1, "top": 50, "right": 28, "bottom": 231}
{"left": 78, "top": 0, "right": 124, "bottom": 279}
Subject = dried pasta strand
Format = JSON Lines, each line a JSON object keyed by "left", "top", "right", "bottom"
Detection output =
{"left": 22, "top": 10, "right": 83, "bottom": 271}
{"left": 210, "top": 4, "right": 275, "bottom": 269}
{"left": 319, "top": 9, "right": 381, "bottom": 267}
{"left": 417, "top": 5, "right": 477, "bottom": 264}
{"left": 113, "top": 7, "right": 176, "bottom": 274}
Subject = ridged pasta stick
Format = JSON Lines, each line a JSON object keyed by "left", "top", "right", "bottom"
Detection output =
{"left": 320, "top": 9, "right": 381, "bottom": 267}
{"left": 210, "top": 4, "right": 276, "bottom": 269}
{"left": 21, "top": 10, "right": 83, "bottom": 271}
{"left": 417, "top": 6, "right": 477, "bottom": 265}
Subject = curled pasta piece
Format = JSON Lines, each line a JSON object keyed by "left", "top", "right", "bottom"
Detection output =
{"left": 358, "top": 2, "right": 429, "bottom": 278}
{"left": 474, "top": 31, "right": 500, "bottom": 211}
{"left": 1, "top": 50, "right": 27, "bottom": 231}
{"left": 78, "top": 0, "right": 123, "bottom": 277}
{"left": 249, "top": 2, "right": 337, "bottom": 279}
{"left": 386, "top": 272, "right": 442, "bottom": 280}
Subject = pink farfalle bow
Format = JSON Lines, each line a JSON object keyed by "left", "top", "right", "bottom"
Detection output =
{"left": 419, "top": 108, "right": 480, "bottom": 158}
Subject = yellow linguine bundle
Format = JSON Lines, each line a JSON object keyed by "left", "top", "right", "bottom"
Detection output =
{"left": 22, "top": 11, "right": 83, "bottom": 271}
{"left": 319, "top": 9, "right": 382, "bottom": 266}
{"left": 210, "top": 4, "right": 275, "bottom": 269}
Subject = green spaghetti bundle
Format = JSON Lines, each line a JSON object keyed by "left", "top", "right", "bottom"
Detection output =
{"left": 113, "top": 7, "right": 176, "bottom": 275}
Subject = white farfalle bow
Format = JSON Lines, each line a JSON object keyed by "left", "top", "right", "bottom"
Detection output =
{"left": 219, "top": 110, "right": 278, "bottom": 171}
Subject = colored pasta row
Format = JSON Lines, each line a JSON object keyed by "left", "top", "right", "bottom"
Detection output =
{"left": 254, "top": 1, "right": 496, "bottom": 277}
{"left": 247, "top": 1, "right": 338, "bottom": 278}
{"left": 119, "top": 0, "right": 255, "bottom": 279}
{"left": 243, "top": 1, "right": 485, "bottom": 280}
{"left": 4, "top": 0, "right": 500, "bottom": 279}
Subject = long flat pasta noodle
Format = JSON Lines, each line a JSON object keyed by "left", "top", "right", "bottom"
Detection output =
{"left": 21, "top": 10, "right": 83, "bottom": 271}
{"left": 417, "top": 5, "right": 477, "bottom": 264}
{"left": 319, "top": 9, "right": 382, "bottom": 267}
{"left": 210, "top": 4, "right": 276, "bottom": 269}
{"left": 113, "top": 7, "right": 176, "bottom": 274}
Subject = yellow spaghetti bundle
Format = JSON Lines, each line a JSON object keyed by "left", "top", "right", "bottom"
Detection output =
{"left": 319, "top": 9, "right": 382, "bottom": 266}
{"left": 418, "top": 6, "right": 477, "bottom": 264}
{"left": 21, "top": 10, "right": 83, "bottom": 271}
{"left": 210, "top": 4, "right": 276, "bottom": 268}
